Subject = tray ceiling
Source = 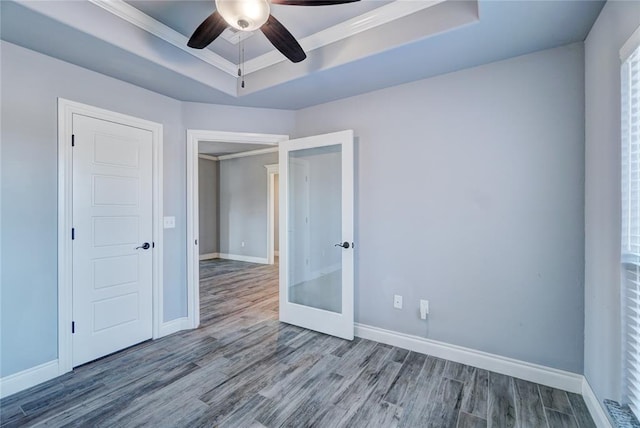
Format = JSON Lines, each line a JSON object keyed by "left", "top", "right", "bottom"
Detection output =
{"left": 0, "top": 0, "right": 605, "bottom": 109}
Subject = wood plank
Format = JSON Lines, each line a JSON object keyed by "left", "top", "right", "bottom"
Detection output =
{"left": 566, "top": 392, "right": 597, "bottom": 428}
{"left": 397, "top": 356, "right": 448, "bottom": 427}
{"left": 539, "top": 384, "right": 573, "bottom": 415}
{"left": 457, "top": 411, "right": 488, "bottom": 428}
{"left": 383, "top": 351, "right": 427, "bottom": 406}
{"left": 487, "top": 372, "right": 516, "bottom": 428}
{"left": 424, "top": 377, "right": 465, "bottom": 427}
{"left": 312, "top": 344, "right": 394, "bottom": 426}
{"left": 513, "top": 378, "right": 547, "bottom": 427}
{"left": 546, "top": 408, "right": 579, "bottom": 428}
{"left": 444, "top": 361, "right": 489, "bottom": 419}
{"left": 343, "top": 360, "right": 404, "bottom": 428}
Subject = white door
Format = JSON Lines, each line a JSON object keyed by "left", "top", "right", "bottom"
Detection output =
{"left": 72, "top": 114, "right": 153, "bottom": 367}
{"left": 279, "top": 130, "right": 354, "bottom": 340}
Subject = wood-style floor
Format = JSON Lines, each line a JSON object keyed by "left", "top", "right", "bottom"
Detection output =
{"left": 1, "top": 259, "right": 596, "bottom": 428}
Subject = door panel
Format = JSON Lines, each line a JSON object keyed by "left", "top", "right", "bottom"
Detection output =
{"left": 279, "top": 130, "right": 354, "bottom": 340}
{"left": 72, "top": 114, "right": 153, "bottom": 367}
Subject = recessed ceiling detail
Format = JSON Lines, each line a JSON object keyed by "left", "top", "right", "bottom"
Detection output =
{"left": 0, "top": 0, "right": 604, "bottom": 109}
{"left": 89, "top": 0, "right": 452, "bottom": 76}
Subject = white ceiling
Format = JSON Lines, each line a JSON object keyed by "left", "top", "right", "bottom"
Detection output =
{"left": 0, "top": 0, "right": 604, "bottom": 110}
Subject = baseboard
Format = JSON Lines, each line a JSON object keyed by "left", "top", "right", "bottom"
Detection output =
{"left": 582, "top": 378, "right": 614, "bottom": 428}
{"left": 158, "top": 317, "right": 192, "bottom": 338}
{"left": 199, "top": 252, "right": 219, "bottom": 261}
{"left": 0, "top": 360, "right": 59, "bottom": 399}
{"left": 218, "top": 253, "right": 268, "bottom": 264}
{"left": 354, "top": 323, "right": 584, "bottom": 393}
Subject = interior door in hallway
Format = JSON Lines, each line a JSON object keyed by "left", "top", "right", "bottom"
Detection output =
{"left": 72, "top": 114, "right": 153, "bottom": 367}
{"left": 279, "top": 130, "right": 354, "bottom": 340}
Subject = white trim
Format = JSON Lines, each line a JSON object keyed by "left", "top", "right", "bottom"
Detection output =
{"left": 354, "top": 323, "right": 584, "bottom": 393}
{"left": 191, "top": 129, "right": 289, "bottom": 145}
{"left": 0, "top": 360, "right": 59, "bottom": 399}
{"left": 582, "top": 379, "right": 614, "bottom": 428}
{"left": 218, "top": 253, "right": 268, "bottom": 264}
{"left": 158, "top": 317, "right": 192, "bottom": 338}
{"left": 620, "top": 23, "right": 640, "bottom": 62}
{"left": 186, "top": 131, "right": 201, "bottom": 330}
{"left": 218, "top": 147, "right": 278, "bottom": 161}
{"left": 248, "top": 0, "right": 443, "bottom": 74}
{"left": 200, "top": 252, "right": 220, "bottom": 261}
{"left": 57, "top": 98, "right": 164, "bottom": 376}
{"left": 89, "top": 0, "right": 443, "bottom": 77}
{"left": 198, "top": 154, "right": 219, "bottom": 161}
{"left": 88, "top": 0, "right": 237, "bottom": 76}
{"left": 187, "top": 130, "right": 289, "bottom": 332}
{"left": 265, "top": 163, "right": 279, "bottom": 265}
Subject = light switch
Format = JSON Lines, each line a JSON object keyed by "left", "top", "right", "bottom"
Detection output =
{"left": 163, "top": 216, "right": 176, "bottom": 229}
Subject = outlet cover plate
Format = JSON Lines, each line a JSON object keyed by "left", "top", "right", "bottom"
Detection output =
{"left": 394, "top": 295, "right": 403, "bottom": 309}
{"left": 163, "top": 216, "right": 175, "bottom": 229}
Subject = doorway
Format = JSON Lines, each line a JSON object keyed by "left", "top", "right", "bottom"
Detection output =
{"left": 186, "top": 129, "right": 355, "bottom": 341}
{"left": 186, "top": 130, "right": 289, "bottom": 329}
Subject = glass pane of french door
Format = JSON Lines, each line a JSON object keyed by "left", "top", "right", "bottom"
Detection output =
{"left": 287, "top": 144, "right": 342, "bottom": 313}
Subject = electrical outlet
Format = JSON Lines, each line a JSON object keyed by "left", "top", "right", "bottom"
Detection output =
{"left": 394, "top": 295, "right": 403, "bottom": 309}
{"left": 420, "top": 299, "right": 429, "bottom": 319}
{"left": 241, "top": 241, "right": 245, "bottom": 247}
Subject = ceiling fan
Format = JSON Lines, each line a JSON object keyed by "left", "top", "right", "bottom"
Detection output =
{"left": 187, "top": 0, "right": 360, "bottom": 63}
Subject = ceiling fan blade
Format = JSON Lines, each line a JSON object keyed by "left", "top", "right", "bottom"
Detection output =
{"left": 188, "top": 11, "right": 227, "bottom": 49}
{"left": 271, "top": 0, "right": 360, "bottom": 5}
{"left": 260, "top": 15, "right": 307, "bottom": 63}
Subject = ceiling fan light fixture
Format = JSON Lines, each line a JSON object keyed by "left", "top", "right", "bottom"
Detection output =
{"left": 215, "top": 0, "right": 270, "bottom": 32}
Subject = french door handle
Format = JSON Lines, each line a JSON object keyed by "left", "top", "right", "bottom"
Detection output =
{"left": 136, "top": 242, "right": 151, "bottom": 250}
{"left": 335, "top": 242, "right": 350, "bottom": 249}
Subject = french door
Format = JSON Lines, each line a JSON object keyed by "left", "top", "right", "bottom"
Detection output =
{"left": 278, "top": 130, "right": 354, "bottom": 340}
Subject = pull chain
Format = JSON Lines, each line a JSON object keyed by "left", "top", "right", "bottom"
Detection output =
{"left": 241, "top": 39, "right": 245, "bottom": 89}
{"left": 236, "top": 37, "right": 247, "bottom": 89}
{"left": 237, "top": 39, "right": 242, "bottom": 78}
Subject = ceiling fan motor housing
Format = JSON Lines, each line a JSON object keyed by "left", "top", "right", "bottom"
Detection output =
{"left": 215, "top": 0, "right": 270, "bottom": 32}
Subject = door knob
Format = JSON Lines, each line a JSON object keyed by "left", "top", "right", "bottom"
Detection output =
{"left": 335, "top": 242, "right": 350, "bottom": 249}
{"left": 136, "top": 242, "right": 150, "bottom": 250}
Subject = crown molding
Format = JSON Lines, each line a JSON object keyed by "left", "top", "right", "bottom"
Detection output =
{"left": 88, "top": 0, "right": 237, "bottom": 76}
{"left": 89, "top": 0, "right": 445, "bottom": 80}
{"left": 217, "top": 147, "right": 278, "bottom": 160}
{"left": 244, "top": 0, "right": 445, "bottom": 74}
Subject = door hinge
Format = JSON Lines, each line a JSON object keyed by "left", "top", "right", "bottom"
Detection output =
{"left": 72, "top": 228, "right": 75, "bottom": 240}
{"left": 72, "top": 322, "right": 75, "bottom": 334}
{"left": 71, "top": 134, "right": 75, "bottom": 147}
{"left": 195, "top": 239, "right": 198, "bottom": 245}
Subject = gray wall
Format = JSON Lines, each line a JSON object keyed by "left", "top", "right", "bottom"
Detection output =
{"left": 295, "top": 43, "right": 586, "bottom": 373}
{"left": 584, "top": 0, "right": 640, "bottom": 406}
{"left": 219, "top": 153, "right": 277, "bottom": 258}
{"left": 0, "top": 41, "right": 296, "bottom": 378}
{"left": 198, "top": 157, "right": 219, "bottom": 255}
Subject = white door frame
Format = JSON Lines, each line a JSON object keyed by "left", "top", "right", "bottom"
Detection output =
{"left": 265, "top": 164, "right": 279, "bottom": 265}
{"left": 186, "top": 130, "right": 289, "bottom": 329}
{"left": 57, "top": 98, "right": 164, "bottom": 375}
